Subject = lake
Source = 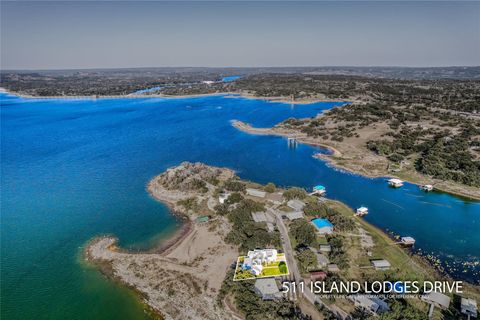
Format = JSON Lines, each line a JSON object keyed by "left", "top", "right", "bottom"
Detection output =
{"left": 1, "top": 93, "right": 478, "bottom": 319}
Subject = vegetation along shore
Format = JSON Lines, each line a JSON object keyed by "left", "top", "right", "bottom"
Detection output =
{"left": 86, "top": 162, "right": 479, "bottom": 320}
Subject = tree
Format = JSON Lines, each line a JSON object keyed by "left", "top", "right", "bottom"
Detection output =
{"left": 296, "top": 249, "right": 317, "bottom": 273}
{"left": 290, "top": 219, "right": 316, "bottom": 247}
{"left": 264, "top": 182, "right": 276, "bottom": 193}
{"left": 283, "top": 187, "right": 307, "bottom": 200}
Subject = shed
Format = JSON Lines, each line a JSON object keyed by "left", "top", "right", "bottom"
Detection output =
{"left": 266, "top": 222, "right": 275, "bottom": 233}
{"left": 287, "top": 199, "right": 306, "bottom": 211}
{"left": 246, "top": 188, "right": 267, "bottom": 198}
{"left": 319, "top": 245, "right": 332, "bottom": 253}
{"left": 371, "top": 259, "right": 391, "bottom": 270}
{"left": 350, "top": 295, "right": 389, "bottom": 314}
{"left": 327, "top": 264, "right": 340, "bottom": 272}
{"left": 254, "top": 278, "right": 282, "bottom": 300}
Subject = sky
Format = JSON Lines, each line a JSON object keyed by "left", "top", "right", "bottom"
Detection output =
{"left": 1, "top": 1, "right": 479, "bottom": 70}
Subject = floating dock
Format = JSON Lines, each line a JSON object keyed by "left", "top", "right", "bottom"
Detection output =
{"left": 388, "top": 178, "right": 404, "bottom": 188}
{"left": 355, "top": 207, "right": 369, "bottom": 216}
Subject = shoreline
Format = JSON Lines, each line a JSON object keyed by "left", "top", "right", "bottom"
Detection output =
{"left": 232, "top": 119, "right": 480, "bottom": 201}
{"left": 0, "top": 88, "right": 348, "bottom": 105}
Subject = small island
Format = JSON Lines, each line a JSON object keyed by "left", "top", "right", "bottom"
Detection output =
{"left": 86, "top": 162, "right": 479, "bottom": 320}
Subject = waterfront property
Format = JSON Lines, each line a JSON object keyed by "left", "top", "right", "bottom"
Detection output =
{"left": 254, "top": 278, "right": 283, "bottom": 300}
{"left": 349, "top": 295, "right": 389, "bottom": 315}
{"left": 311, "top": 218, "right": 334, "bottom": 235}
{"left": 461, "top": 297, "right": 477, "bottom": 318}
{"left": 234, "top": 249, "right": 289, "bottom": 280}
{"left": 388, "top": 178, "right": 404, "bottom": 188}
{"left": 312, "top": 185, "right": 326, "bottom": 196}
{"left": 371, "top": 259, "right": 391, "bottom": 270}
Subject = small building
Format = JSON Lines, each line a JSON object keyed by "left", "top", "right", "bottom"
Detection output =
{"left": 327, "top": 264, "right": 340, "bottom": 272}
{"left": 314, "top": 252, "right": 330, "bottom": 268}
{"left": 254, "top": 278, "right": 282, "bottom": 300}
{"left": 388, "top": 178, "right": 404, "bottom": 188}
{"left": 356, "top": 207, "right": 369, "bottom": 216}
{"left": 319, "top": 244, "right": 332, "bottom": 253}
{"left": 202, "top": 80, "right": 215, "bottom": 85}
{"left": 461, "top": 297, "right": 477, "bottom": 318}
{"left": 371, "top": 259, "right": 391, "bottom": 270}
{"left": 349, "top": 295, "right": 389, "bottom": 315}
{"left": 246, "top": 188, "right": 267, "bottom": 198}
{"left": 313, "top": 185, "right": 326, "bottom": 196}
{"left": 196, "top": 215, "right": 210, "bottom": 223}
{"left": 247, "top": 249, "right": 278, "bottom": 264}
{"left": 400, "top": 236, "right": 416, "bottom": 246}
{"left": 266, "top": 192, "right": 284, "bottom": 204}
{"left": 251, "top": 211, "right": 268, "bottom": 223}
{"left": 422, "top": 292, "right": 451, "bottom": 318}
{"left": 218, "top": 192, "right": 230, "bottom": 204}
{"left": 310, "top": 271, "right": 327, "bottom": 281}
{"left": 311, "top": 218, "right": 334, "bottom": 235}
{"left": 287, "top": 199, "right": 305, "bottom": 211}
{"left": 285, "top": 211, "right": 304, "bottom": 220}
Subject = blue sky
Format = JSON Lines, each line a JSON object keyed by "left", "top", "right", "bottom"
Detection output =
{"left": 1, "top": 1, "right": 479, "bottom": 69}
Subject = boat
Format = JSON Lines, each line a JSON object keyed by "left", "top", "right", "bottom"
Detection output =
{"left": 420, "top": 184, "right": 434, "bottom": 191}
{"left": 355, "top": 207, "right": 369, "bottom": 216}
{"left": 400, "top": 236, "right": 416, "bottom": 246}
{"left": 388, "top": 178, "right": 404, "bottom": 188}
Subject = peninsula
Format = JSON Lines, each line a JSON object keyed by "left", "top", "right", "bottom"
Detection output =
{"left": 86, "top": 162, "right": 480, "bottom": 320}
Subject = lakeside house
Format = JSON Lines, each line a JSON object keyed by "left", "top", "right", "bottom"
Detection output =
{"left": 355, "top": 207, "right": 369, "bottom": 216}
{"left": 246, "top": 188, "right": 267, "bottom": 198}
{"left": 388, "top": 178, "right": 404, "bottom": 188}
{"left": 311, "top": 218, "right": 334, "bottom": 235}
{"left": 285, "top": 211, "right": 304, "bottom": 220}
{"left": 287, "top": 199, "right": 306, "bottom": 211}
{"left": 421, "top": 292, "right": 451, "bottom": 318}
{"left": 371, "top": 259, "right": 391, "bottom": 270}
{"left": 218, "top": 192, "right": 230, "bottom": 204}
{"left": 241, "top": 249, "right": 279, "bottom": 276}
{"left": 461, "top": 297, "right": 477, "bottom": 319}
{"left": 312, "top": 185, "right": 326, "bottom": 196}
{"left": 254, "top": 278, "right": 283, "bottom": 300}
{"left": 349, "top": 295, "right": 389, "bottom": 315}
{"left": 251, "top": 211, "right": 268, "bottom": 223}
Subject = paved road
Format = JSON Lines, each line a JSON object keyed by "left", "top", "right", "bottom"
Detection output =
{"left": 266, "top": 206, "right": 350, "bottom": 320}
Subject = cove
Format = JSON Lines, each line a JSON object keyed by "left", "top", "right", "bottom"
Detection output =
{"left": 1, "top": 93, "right": 478, "bottom": 320}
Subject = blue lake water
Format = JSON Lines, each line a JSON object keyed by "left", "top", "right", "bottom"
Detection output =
{"left": 1, "top": 93, "right": 479, "bottom": 319}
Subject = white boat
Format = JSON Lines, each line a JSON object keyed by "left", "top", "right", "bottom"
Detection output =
{"left": 400, "top": 236, "right": 416, "bottom": 246}
{"left": 420, "top": 184, "right": 433, "bottom": 191}
{"left": 388, "top": 178, "right": 404, "bottom": 188}
{"left": 355, "top": 207, "right": 369, "bottom": 216}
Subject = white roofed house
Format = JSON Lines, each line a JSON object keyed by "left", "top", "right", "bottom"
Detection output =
{"left": 247, "top": 248, "right": 278, "bottom": 265}
{"left": 246, "top": 188, "right": 267, "bottom": 198}
{"left": 285, "top": 211, "right": 304, "bottom": 220}
{"left": 421, "top": 292, "right": 451, "bottom": 319}
{"left": 287, "top": 199, "right": 305, "bottom": 211}
{"left": 371, "top": 259, "right": 391, "bottom": 270}
{"left": 349, "top": 295, "right": 389, "bottom": 315}
{"left": 254, "top": 278, "right": 283, "bottom": 300}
